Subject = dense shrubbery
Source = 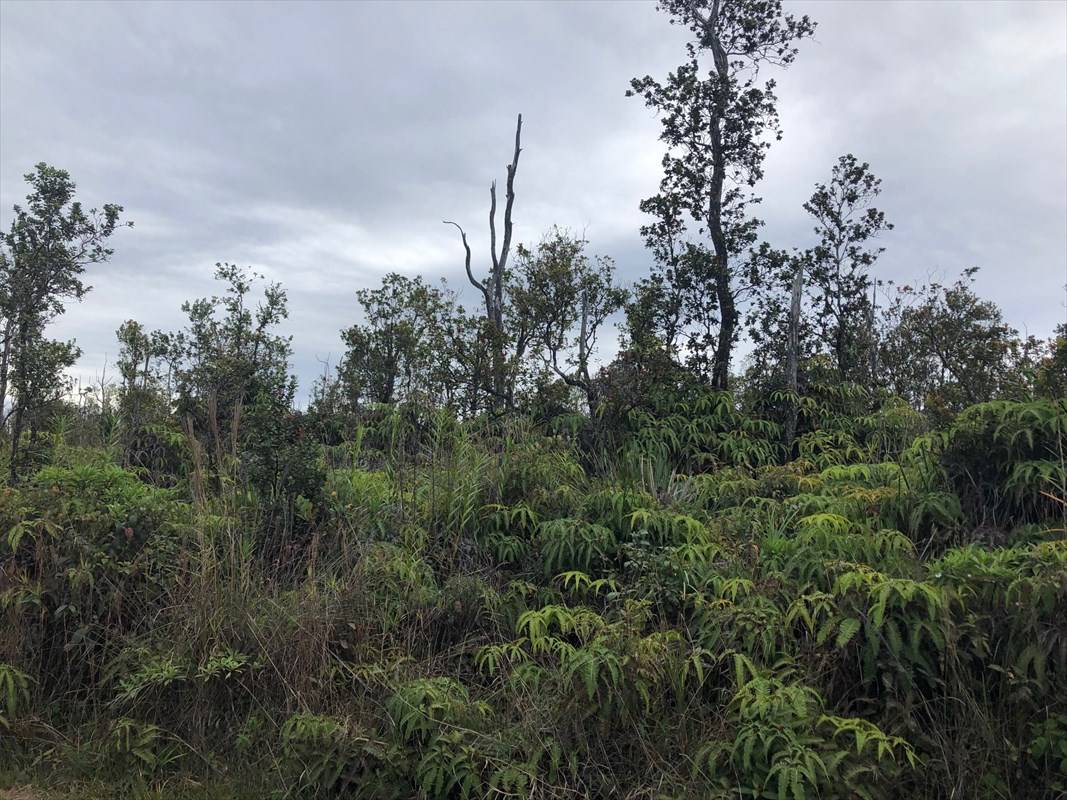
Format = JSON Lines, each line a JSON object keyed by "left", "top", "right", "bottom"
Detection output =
{"left": 2, "top": 2, "right": 1065, "bottom": 796}
{"left": 0, "top": 389, "right": 1063, "bottom": 799}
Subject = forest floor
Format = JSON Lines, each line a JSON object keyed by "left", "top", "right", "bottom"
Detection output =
{"left": 0, "top": 780, "right": 264, "bottom": 800}
{"left": 1, "top": 788, "right": 43, "bottom": 800}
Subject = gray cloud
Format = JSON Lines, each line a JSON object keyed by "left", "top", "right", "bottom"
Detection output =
{"left": 2, "top": 0, "right": 1064, "bottom": 400}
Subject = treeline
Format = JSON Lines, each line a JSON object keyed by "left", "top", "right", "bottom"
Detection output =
{"left": 1, "top": 4, "right": 1063, "bottom": 481}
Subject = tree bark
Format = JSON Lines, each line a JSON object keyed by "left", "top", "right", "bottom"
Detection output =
{"left": 8, "top": 402, "right": 21, "bottom": 484}
{"left": 0, "top": 318, "right": 11, "bottom": 429}
{"left": 868, "top": 281, "right": 879, "bottom": 382}
{"left": 784, "top": 262, "right": 804, "bottom": 450}
{"left": 446, "top": 113, "right": 522, "bottom": 414}
{"left": 8, "top": 320, "right": 30, "bottom": 484}
{"left": 705, "top": 0, "right": 734, "bottom": 391}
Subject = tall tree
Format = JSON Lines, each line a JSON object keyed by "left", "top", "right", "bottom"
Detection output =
{"left": 742, "top": 244, "right": 802, "bottom": 381}
{"left": 805, "top": 154, "right": 893, "bottom": 383}
{"left": 0, "top": 163, "right": 129, "bottom": 481}
{"left": 445, "top": 114, "right": 523, "bottom": 413}
{"left": 629, "top": 0, "right": 815, "bottom": 389}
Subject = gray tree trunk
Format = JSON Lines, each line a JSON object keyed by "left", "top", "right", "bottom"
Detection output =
{"left": 784, "top": 263, "right": 804, "bottom": 451}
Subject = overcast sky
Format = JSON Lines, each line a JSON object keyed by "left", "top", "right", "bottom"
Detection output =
{"left": 2, "top": 0, "right": 1065, "bottom": 401}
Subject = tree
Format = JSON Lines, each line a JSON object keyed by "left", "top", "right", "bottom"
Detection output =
{"left": 596, "top": 275, "right": 698, "bottom": 421}
{"left": 0, "top": 163, "right": 129, "bottom": 481}
{"left": 512, "top": 229, "right": 627, "bottom": 410}
{"left": 628, "top": 0, "right": 815, "bottom": 389}
{"left": 741, "top": 245, "right": 826, "bottom": 449}
{"left": 445, "top": 114, "right": 523, "bottom": 413}
{"left": 116, "top": 319, "right": 155, "bottom": 395}
{"left": 115, "top": 319, "right": 173, "bottom": 426}
{"left": 1034, "top": 323, "right": 1067, "bottom": 399}
{"left": 880, "top": 269, "right": 1021, "bottom": 416}
{"left": 625, "top": 274, "right": 685, "bottom": 364}
{"left": 743, "top": 245, "right": 805, "bottom": 382}
{"left": 804, "top": 154, "right": 893, "bottom": 383}
{"left": 170, "top": 263, "right": 295, "bottom": 463}
{"left": 337, "top": 273, "right": 459, "bottom": 408}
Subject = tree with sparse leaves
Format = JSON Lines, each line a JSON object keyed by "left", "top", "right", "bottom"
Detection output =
{"left": 805, "top": 154, "right": 893, "bottom": 384}
{"left": 512, "top": 229, "right": 628, "bottom": 411}
{"left": 745, "top": 155, "right": 891, "bottom": 407}
{"left": 628, "top": 0, "right": 815, "bottom": 389}
{"left": 170, "top": 263, "right": 295, "bottom": 460}
{"left": 115, "top": 318, "right": 173, "bottom": 431}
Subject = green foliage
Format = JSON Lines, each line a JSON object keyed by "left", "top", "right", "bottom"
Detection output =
{"left": 278, "top": 713, "right": 406, "bottom": 798}
{"left": 104, "top": 718, "right": 184, "bottom": 780}
{"left": 1026, "top": 713, "right": 1067, "bottom": 795}
{"left": 1, "top": 163, "right": 130, "bottom": 483}
{"left": 697, "top": 668, "right": 916, "bottom": 800}
{"left": 536, "top": 518, "right": 617, "bottom": 575}
{"left": 939, "top": 397, "right": 1067, "bottom": 525}
{"left": 1, "top": 11, "right": 1064, "bottom": 794}
{"left": 388, "top": 677, "right": 486, "bottom": 744}
{"left": 0, "top": 663, "right": 31, "bottom": 731}
{"left": 323, "top": 467, "right": 396, "bottom": 540}
{"left": 1, "top": 343, "right": 1063, "bottom": 800}
{"left": 3, "top": 393, "right": 1063, "bottom": 800}
{"left": 1, "top": 464, "right": 192, "bottom": 698}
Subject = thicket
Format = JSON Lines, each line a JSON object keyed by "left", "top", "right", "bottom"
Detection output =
{"left": 1, "top": 1, "right": 1066, "bottom": 798}
{"left": 1, "top": 382, "right": 1064, "bottom": 798}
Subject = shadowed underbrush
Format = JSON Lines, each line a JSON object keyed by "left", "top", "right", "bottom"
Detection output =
{"left": 1, "top": 389, "right": 1064, "bottom": 799}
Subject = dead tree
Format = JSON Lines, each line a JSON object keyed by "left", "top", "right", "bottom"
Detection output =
{"left": 444, "top": 113, "right": 522, "bottom": 413}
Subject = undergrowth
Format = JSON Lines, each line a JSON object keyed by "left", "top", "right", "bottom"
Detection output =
{"left": 1, "top": 391, "right": 1064, "bottom": 798}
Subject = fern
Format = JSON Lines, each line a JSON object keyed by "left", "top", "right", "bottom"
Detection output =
{"left": 0, "top": 664, "right": 31, "bottom": 730}
{"left": 696, "top": 669, "right": 916, "bottom": 800}
{"left": 387, "top": 677, "right": 486, "bottom": 744}
{"left": 537, "top": 518, "right": 617, "bottom": 574}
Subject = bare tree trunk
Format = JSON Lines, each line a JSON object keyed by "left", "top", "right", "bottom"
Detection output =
{"left": 445, "top": 113, "right": 523, "bottom": 414}
{"left": 8, "top": 402, "right": 22, "bottom": 484}
{"left": 836, "top": 308, "right": 848, "bottom": 377}
{"left": 7, "top": 320, "right": 30, "bottom": 484}
{"left": 0, "top": 319, "right": 11, "bottom": 430}
{"left": 488, "top": 114, "right": 521, "bottom": 411}
{"left": 577, "top": 288, "right": 594, "bottom": 409}
{"left": 784, "top": 263, "right": 804, "bottom": 451}
{"left": 868, "top": 282, "right": 879, "bottom": 383}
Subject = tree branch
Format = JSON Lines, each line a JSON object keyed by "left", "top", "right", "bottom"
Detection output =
{"left": 488, "top": 182, "right": 499, "bottom": 277}
{"left": 443, "top": 220, "right": 490, "bottom": 309}
{"left": 497, "top": 113, "right": 523, "bottom": 277}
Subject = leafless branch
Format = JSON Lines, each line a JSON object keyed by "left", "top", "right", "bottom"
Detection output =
{"left": 443, "top": 220, "right": 490, "bottom": 308}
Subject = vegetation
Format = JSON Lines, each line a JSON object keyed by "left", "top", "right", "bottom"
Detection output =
{"left": 1, "top": 1, "right": 1065, "bottom": 798}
